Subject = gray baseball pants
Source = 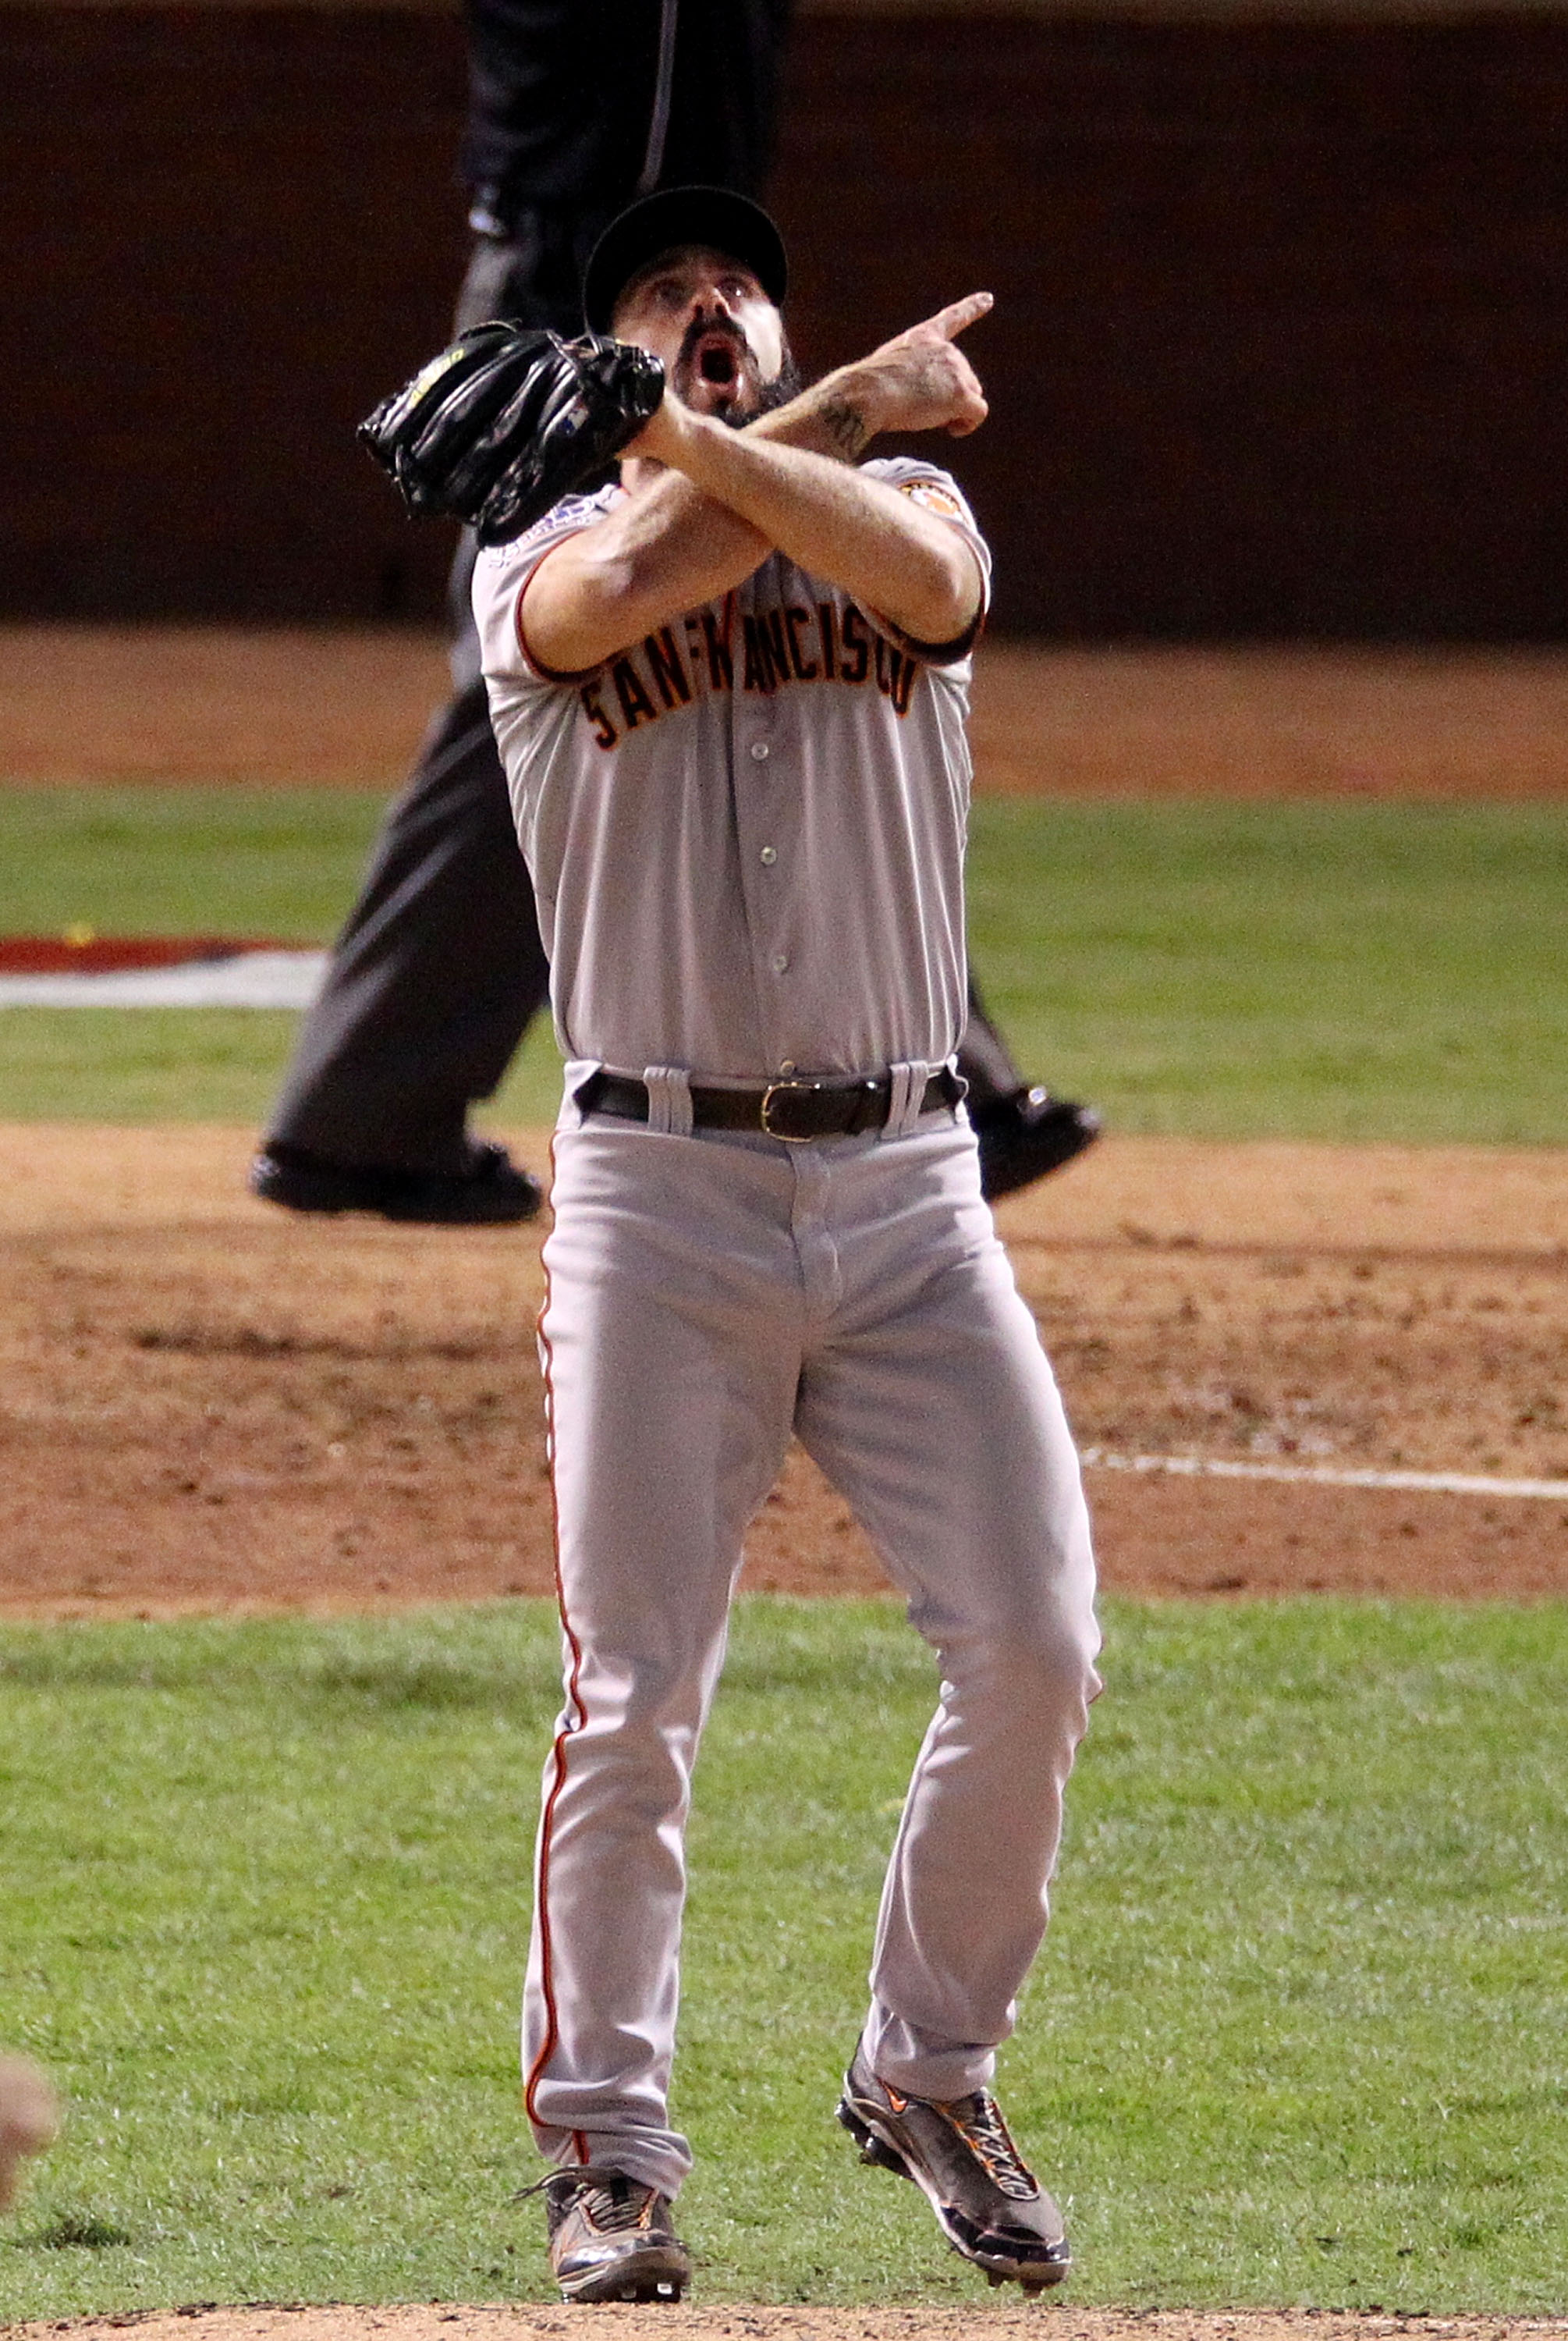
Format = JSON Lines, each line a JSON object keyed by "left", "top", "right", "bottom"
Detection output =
{"left": 524, "top": 1099, "right": 1102, "bottom": 2195}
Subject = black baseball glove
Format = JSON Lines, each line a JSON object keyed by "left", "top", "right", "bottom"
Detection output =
{"left": 358, "top": 323, "right": 666, "bottom": 548}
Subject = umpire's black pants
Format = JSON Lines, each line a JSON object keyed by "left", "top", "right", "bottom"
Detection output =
{"left": 265, "top": 232, "right": 571, "bottom": 1175}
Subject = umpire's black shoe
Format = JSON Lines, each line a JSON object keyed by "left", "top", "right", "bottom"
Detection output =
{"left": 838, "top": 2039, "right": 1071, "bottom": 2296}
{"left": 541, "top": 2167, "right": 691, "bottom": 2304}
{"left": 248, "top": 1138, "right": 542, "bottom": 1225}
{"left": 974, "top": 1085, "right": 1100, "bottom": 1201}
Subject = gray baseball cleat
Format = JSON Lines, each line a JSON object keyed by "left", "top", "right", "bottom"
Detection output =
{"left": 540, "top": 2166, "right": 691, "bottom": 2304}
{"left": 837, "top": 2039, "right": 1070, "bottom": 2296}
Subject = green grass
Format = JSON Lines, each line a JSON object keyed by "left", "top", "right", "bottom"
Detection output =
{"left": 3, "top": 1598, "right": 1566, "bottom": 2313}
{"left": 0, "top": 1010, "right": 567, "bottom": 1128}
{"left": 0, "top": 789, "right": 388, "bottom": 943}
{"left": 966, "top": 798, "right": 1568, "bottom": 1146}
{"left": 0, "top": 789, "right": 1563, "bottom": 1140}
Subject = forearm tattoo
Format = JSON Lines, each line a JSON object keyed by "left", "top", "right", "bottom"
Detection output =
{"left": 820, "top": 396, "right": 870, "bottom": 460}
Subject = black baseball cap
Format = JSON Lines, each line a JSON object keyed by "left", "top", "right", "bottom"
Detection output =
{"left": 583, "top": 186, "right": 789, "bottom": 336}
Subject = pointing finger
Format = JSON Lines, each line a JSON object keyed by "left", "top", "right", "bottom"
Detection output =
{"left": 930, "top": 291, "right": 994, "bottom": 343}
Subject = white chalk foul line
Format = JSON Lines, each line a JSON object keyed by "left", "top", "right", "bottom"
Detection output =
{"left": 1079, "top": 1449, "right": 1568, "bottom": 1501}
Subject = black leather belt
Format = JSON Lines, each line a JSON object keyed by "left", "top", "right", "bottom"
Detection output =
{"left": 576, "top": 1067, "right": 966, "bottom": 1142}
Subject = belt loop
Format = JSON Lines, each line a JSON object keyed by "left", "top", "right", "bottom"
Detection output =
{"left": 883, "top": 1060, "right": 930, "bottom": 1140}
{"left": 641, "top": 1065, "right": 694, "bottom": 1137}
{"left": 567, "top": 1064, "right": 603, "bottom": 1129}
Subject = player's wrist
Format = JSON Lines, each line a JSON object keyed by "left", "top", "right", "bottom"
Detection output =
{"left": 652, "top": 404, "right": 740, "bottom": 493}
{"left": 626, "top": 391, "right": 689, "bottom": 468}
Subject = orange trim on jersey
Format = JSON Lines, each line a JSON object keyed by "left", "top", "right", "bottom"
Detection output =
{"left": 867, "top": 478, "right": 988, "bottom": 666}
{"left": 516, "top": 536, "right": 605, "bottom": 684}
{"left": 524, "top": 1130, "right": 587, "bottom": 2137}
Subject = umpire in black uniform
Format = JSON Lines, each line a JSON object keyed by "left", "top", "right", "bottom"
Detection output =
{"left": 250, "top": 0, "right": 1098, "bottom": 1225}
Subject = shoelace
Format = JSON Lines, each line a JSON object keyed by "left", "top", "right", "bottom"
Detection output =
{"left": 515, "top": 2165, "right": 660, "bottom": 2231}
{"left": 576, "top": 2174, "right": 658, "bottom": 2232}
{"left": 947, "top": 2093, "right": 1039, "bottom": 2203}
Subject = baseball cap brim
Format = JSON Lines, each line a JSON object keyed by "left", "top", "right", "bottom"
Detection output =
{"left": 583, "top": 186, "right": 789, "bottom": 336}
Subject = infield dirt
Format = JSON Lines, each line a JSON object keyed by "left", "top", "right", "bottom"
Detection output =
{"left": 2, "top": 636, "right": 1566, "bottom": 1599}
{"left": 0, "top": 1124, "right": 1562, "bottom": 1617}
{"left": 3, "top": 631, "right": 1564, "bottom": 1614}
{"left": 24, "top": 2304, "right": 1568, "bottom": 2341}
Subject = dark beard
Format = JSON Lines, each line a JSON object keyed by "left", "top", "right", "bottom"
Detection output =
{"left": 719, "top": 350, "right": 804, "bottom": 428}
{"left": 672, "top": 311, "right": 803, "bottom": 428}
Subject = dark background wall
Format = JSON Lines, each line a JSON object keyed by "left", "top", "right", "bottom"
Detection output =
{"left": 5, "top": 3, "right": 1567, "bottom": 636}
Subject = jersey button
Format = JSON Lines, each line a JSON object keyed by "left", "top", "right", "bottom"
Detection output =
{"left": 772, "top": 952, "right": 789, "bottom": 974}
{"left": 750, "top": 741, "right": 770, "bottom": 762}
{"left": 760, "top": 846, "right": 777, "bottom": 865}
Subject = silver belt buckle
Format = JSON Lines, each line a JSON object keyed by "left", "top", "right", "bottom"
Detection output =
{"left": 760, "top": 1078, "right": 824, "bottom": 1142}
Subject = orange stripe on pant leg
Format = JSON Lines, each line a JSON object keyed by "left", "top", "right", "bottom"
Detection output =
{"left": 525, "top": 1131, "right": 585, "bottom": 2134}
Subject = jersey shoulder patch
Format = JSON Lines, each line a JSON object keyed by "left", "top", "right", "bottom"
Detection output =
{"left": 894, "top": 477, "right": 967, "bottom": 522}
{"left": 865, "top": 458, "right": 981, "bottom": 544}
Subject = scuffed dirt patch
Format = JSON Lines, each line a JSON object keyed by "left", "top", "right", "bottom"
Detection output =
{"left": 0, "top": 1127, "right": 1562, "bottom": 1618}
{"left": 17, "top": 2307, "right": 1568, "bottom": 2341}
{"left": 967, "top": 643, "right": 1568, "bottom": 800}
{"left": 0, "top": 627, "right": 449, "bottom": 791}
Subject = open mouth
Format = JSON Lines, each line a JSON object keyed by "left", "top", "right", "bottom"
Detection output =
{"left": 693, "top": 332, "right": 743, "bottom": 392}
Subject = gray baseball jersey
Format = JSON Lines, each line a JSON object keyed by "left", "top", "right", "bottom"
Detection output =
{"left": 473, "top": 457, "right": 992, "bottom": 1084}
{"left": 474, "top": 459, "right": 1098, "bottom": 2210}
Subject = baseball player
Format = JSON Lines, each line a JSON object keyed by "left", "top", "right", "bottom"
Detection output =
{"left": 470, "top": 185, "right": 1102, "bottom": 2304}
{"left": 248, "top": 0, "right": 1098, "bottom": 1228}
